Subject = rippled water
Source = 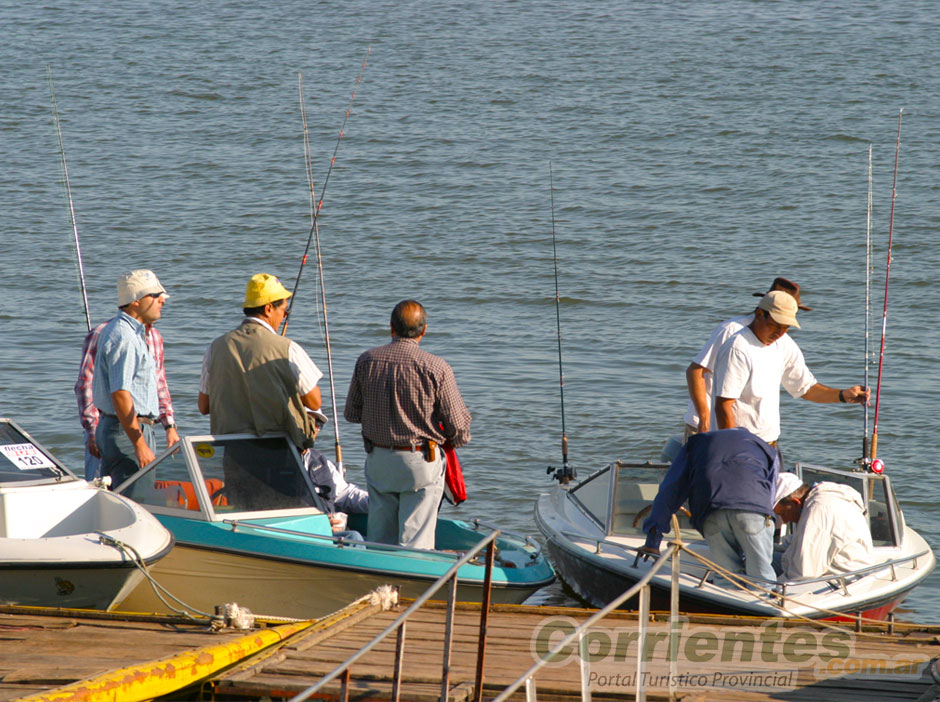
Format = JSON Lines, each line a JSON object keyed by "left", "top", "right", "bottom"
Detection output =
{"left": 3, "top": 1, "right": 940, "bottom": 620}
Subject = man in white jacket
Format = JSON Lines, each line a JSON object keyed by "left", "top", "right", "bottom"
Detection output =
{"left": 774, "top": 477, "right": 875, "bottom": 580}
{"left": 303, "top": 408, "right": 369, "bottom": 517}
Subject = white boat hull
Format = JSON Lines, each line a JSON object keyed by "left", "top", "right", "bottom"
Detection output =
{"left": 0, "top": 473, "right": 174, "bottom": 610}
{"left": 0, "top": 564, "right": 150, "bottom": 610}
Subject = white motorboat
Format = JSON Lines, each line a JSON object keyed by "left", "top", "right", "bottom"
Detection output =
{"left": 0, "top": 418, "right": 174, "bottom": 610}
{"left": 535, "top": 459, "right": 934, "bottom": 620}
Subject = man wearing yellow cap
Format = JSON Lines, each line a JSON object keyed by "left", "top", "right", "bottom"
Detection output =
{"left": 713, "top": 291, "right": 869, "bottom": 445}
{"left": 198, "top": 274, "right": 322, "bottom": 449}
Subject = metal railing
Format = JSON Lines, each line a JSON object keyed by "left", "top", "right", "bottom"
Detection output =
{"left": 289, "top": 530, "right": 500, "bottom": 702}
{"left": 286, "top": 516, "right": 930, "bottom": 702}
{"left": 494, "top": 543, "right": 681, "bottom": 702}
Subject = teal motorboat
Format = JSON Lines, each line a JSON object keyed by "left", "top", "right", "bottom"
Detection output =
{"left": 115, "top": 433, "right": 553, "bottom": 618}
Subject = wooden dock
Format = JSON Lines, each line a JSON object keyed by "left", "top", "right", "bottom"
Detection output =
{"left": 0, "top": 606, "right": 251, "bottom": 701}
{"left": 3, "top": 600, "right": 940, "bottom": 701}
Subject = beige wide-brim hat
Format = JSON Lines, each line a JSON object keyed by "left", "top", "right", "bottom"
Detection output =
{"left": 117, "top": 269, "right": 168, "bottom": 306}
{"left": 757, "top": 290, "right": 801, "bottom": 328}
{"left": 244, "top": 273, "right": 291, "bottom": 308}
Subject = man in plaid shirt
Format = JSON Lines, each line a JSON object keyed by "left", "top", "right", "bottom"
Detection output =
{"left": 75, "top": 302, "right": 178, "bottom": 481}
{"left": 345, "top": 300, "right": 471, "bottom": 550}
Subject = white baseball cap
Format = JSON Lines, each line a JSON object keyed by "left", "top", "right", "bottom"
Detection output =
{"left": 774, "top": 472, "right": 804, "bottom": 506}
{"left": 305, "top": 407, "right": 329, "bottom": 425}
{"left": 117, "top": 269, "right": 168, "bottom": 307}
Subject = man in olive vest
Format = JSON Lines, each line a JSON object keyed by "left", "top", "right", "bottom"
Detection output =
{"left": 198, "top": 273, "right": 323, "bottom": 449}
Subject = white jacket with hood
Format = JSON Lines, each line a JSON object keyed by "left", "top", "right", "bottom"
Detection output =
{"left": 781, "top": 482, "right": 875, "bottom": 580}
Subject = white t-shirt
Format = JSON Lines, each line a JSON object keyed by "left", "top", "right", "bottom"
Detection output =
{"left": 712, "top": 326, "right": 816, "bottom": 443}
{"left": 683, "top": 314, "right": 753, "bottom": 428}
{"left": 199, "top": 317, "right": 323, "bottom": 395}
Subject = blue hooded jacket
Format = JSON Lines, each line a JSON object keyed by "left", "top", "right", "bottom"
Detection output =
{"left": 642, "top": 428, "right": 779, "bottom": 550}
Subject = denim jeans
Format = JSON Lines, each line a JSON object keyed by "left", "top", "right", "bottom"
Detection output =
{"left": 702, "top": 509, "right": 776, "bottom": 584}
{"left": 95, "top": 413, "right": 155, "bottom": 488}
{"left": 334, "top": 530, "right": 366, "bottom": 549}
{"left": 84, "top": 442, "right": 101, "bottom": 481}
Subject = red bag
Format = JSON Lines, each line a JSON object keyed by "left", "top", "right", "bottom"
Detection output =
{"left": 442, "top": 442, "right": 467, "bottom": 505}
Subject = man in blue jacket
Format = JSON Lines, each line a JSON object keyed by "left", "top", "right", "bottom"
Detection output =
{"left": 641, "top": 427, "right": 782, "bottom": 584}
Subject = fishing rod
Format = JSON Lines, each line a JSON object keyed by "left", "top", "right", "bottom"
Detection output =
{"left": 288, "top": 50, "right": 370, "bottom": 468}
{"left": 294, "top": 70, "right": 344, "bottom": 472}
{"left": 871, "top": 109, "right": 903, "bottom": 462}
{"left": 48, "top": 66, "right": 92, "bottom": 332}
{"left": 862, "top": 144, "right": 872, "bottom": 462}
{"left": 547, "top": 164, "right": 574, "bottom": 484}
{"left": 284, "top": 47, "right": 370, "bottom": 330}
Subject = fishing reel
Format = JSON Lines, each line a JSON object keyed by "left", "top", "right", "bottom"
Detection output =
{"left": 547, "top": 463, "right": 577, "bottom": 484}
{"left": 853, "top": 456, "right": 885, "bottom": 474}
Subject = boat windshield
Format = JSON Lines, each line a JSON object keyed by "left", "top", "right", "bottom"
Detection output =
{"left": 795, "top": 463, "right": 902, "bottom": 548}
{"left": 120, "top": 434, "right": 320, "bottom": 515}
{"left": 0, "top": 419, "right": 72, "bottom": 484}
{"left": 570, "top": 461, "right": 670, "bottom": 535}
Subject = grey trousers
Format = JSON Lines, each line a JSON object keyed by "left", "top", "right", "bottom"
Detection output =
{"left": 364, "top": 446, "right": 445, "bottom": 550}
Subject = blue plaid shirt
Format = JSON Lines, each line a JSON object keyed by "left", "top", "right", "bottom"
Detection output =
{"left": 92, "top": 312, "right": 159, "bottom": 417}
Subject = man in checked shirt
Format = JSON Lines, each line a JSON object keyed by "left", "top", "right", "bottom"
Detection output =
{"left": 76, "top": 271, "right": 179, "bottom": 482}
{"left": 345, "top": 300, "right": 471, "bottom": 550}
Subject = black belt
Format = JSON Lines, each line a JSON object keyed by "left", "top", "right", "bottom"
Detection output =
{"left": 101, "top": 412, "right": 155, "bottom": 426}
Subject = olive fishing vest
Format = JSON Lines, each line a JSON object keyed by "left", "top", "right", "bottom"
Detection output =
{"left": 207, "top": 320, "right": 315, "bottom": 449}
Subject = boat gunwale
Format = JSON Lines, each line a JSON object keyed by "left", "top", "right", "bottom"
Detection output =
{"left": 0, "top": 535, "right": 176, "bottom": 570}
{"left": 545, "top": 532, "right": 924, "bottom": 619}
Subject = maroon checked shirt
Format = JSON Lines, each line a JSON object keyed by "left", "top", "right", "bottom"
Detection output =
{"left": 344, "top": 337, "right": 471, "bottom": 449}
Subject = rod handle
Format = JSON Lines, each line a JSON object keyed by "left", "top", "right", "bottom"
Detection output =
{"left": 870, "top": 433, "right": 878, "bottom": 460}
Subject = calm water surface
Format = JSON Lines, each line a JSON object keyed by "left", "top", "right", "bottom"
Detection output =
{"left": 3, "top": 1, "right": 940, "bottom": 621}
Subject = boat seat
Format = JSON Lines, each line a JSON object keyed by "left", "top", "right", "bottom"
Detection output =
{"left": 153, "top": 479, "right": 227, "bottom": 510}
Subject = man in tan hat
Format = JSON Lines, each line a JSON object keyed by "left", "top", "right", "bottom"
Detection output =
{"left": 712, "top": 291, "right": 869, "bottom": 445}
{"left": 684, "top": 277, "right": 811, "bottom": 439}
{"left": 198, "top": 273, "right": 322, "bottom": 449}
{"left": 92, "top": 269, "right": 173, "bottom": 486}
